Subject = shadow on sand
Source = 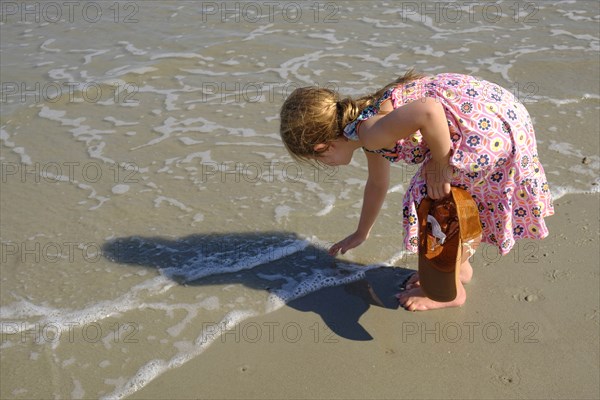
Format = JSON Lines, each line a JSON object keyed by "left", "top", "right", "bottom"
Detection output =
{"left": 102, "top": 231, "right": 413, "bottom": 341}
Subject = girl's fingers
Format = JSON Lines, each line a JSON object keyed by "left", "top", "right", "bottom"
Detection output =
{"left": 328, "top": 245, "right": 339, "bottom": 256}
{"left": 336, "top": 243, "right": 349, "bottom": 255}
{"left": 340, "top": 242, "right": 349, "bottom": 254}
{"left": 330, "top": 240, "right": 347, "bottom": 256}
{"left": 442, "top": 184, "right": 450, "bottom": 198}
{"left": 330, "top": 235, "right": 364, "bottom": 257}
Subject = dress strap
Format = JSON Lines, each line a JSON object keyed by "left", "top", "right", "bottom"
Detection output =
{"left": 343, "top": 120, "right": 360, "bottom": 141}
{"left": 341, "top": 87, "right": 395, "bottom": 142}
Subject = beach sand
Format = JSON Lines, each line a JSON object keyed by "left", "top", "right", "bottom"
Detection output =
{"left": 130, "top": 193, "right": 599, "bottom": 399}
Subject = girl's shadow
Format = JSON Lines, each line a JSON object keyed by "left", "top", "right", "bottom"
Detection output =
{"left": 102, "top": 231, "right": 413, "bottom": 341}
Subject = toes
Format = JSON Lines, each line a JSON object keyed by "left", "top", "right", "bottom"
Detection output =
{"left": 405, "top": 299, "right": 422, "bottom": 312}
{"left": 404, "top": 298, "right": 426, "bottom": 312}
{"left": 396, "top": 288, "right": 418, "bottom": 309}
{"left": 401, "top": 294, "right": 417, "bottom": 311}
{"left": 396, "top": 288, "right": 437, "bottom": 312}
{"left": 396, "top": 288, "right": 414, "bottom": 301}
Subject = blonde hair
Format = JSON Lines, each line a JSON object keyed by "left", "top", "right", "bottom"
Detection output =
{"left": 279, "top": 69, "right": 425, "bottom": 163}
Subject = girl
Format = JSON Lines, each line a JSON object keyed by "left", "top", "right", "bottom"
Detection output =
{"left": 279, "top": 71, "right": 554, "bottom": 311}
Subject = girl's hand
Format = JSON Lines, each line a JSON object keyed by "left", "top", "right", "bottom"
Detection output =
{"left": 423, "top": 157, "right": 452, "bottom": 200}
{"left": 328, "top": 231, "right": 368, "bottom": 256}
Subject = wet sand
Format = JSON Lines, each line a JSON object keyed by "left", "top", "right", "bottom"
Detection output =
{"left": 130, "top": 193, "right": 599, "bottom": 399}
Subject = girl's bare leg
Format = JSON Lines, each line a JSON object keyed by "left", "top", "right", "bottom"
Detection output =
{"left": 396, "top": 236, "right": 481, "bottom": 311}
{"left": 403, "top": 236, "right": 481, "bottom": 289}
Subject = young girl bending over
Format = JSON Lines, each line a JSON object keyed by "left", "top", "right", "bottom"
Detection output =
{"left": 279, "top": 71, "right": 554, "bottom": 311}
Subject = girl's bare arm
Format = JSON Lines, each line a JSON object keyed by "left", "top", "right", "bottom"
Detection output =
{"left": 329, "top": 151, "right": 389, "bottom": 256}
{"left": 356, "top": 150, "right": 390, "bottom": 237}
{"left": 359, "top": 97, "right": 452, "bottom": 199}
{"left": 359, "top": 97, "right": 451, "bottom": 164}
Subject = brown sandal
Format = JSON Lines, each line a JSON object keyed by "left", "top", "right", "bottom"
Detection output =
{"left": 417, "top": 187, "right": 482, "bottom": 302}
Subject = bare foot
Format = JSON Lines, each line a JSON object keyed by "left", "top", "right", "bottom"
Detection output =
{"left": 396, "top": 281, "right": 466, "bottom": 311}
{"left": 403, "top": 260, "right": 473, "bottom": 290}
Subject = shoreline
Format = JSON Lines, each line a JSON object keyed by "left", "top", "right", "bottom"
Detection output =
{"left": 130, "top": 193, "right": 599, "bottom": 399}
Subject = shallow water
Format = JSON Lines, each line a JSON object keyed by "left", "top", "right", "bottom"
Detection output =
{"left": 1, "top": 1, "right": 599, "bottom": 398}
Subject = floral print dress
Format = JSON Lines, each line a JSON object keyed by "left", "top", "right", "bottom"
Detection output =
{"left": 343, "top": 73, "right": 554, "bottom": 255}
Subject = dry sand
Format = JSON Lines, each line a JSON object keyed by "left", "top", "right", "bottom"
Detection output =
{"left": 132, "top": 193, "right": 599, "bottom": 400}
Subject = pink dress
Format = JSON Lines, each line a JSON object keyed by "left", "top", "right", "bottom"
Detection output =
{"left": 343, "top": 73, "right": 554, "bottom": 255}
